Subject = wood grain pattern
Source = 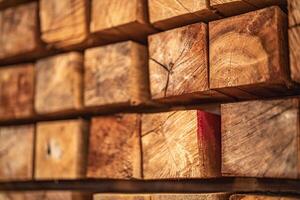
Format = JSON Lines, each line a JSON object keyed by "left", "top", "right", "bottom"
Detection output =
{"left": 84, "top": 41, "right": 150, "bottom": 108}
{"left": 87, "top": 114, "right": 141, "bottom": 179}
{"left": 209, "top": 0, "right": 256, "bottom": 16}
{"left": 39, "top": 0, "right": 88, "bottom": 49}
{"left": 0, "top": 2, "right": 42, "bottom": 61}
{"left": 35, "top": 120, "right": 88, "bottom": 180}
{"left": 148, "top": 0, "right": 220, "bottom": 30}
{"left": 142, "top": 110, "right": 221, "bottom": 179}
{"left": 244, "top": 0, "right": 286, "bottom": 8}
{"left": 289, "top": 26, "right": 300, "bottom": 83}
{"left": 152, "top": 193, "right": 229, "bottom": 200}
{"left": 0, "top": 64, "right": 34, "bottom": 120}
{"left": 0, "top": 125, "right": 34, "bottom": 181}
{"left": 288, "top": 0, "right": 300, "bottom": 27}
{"left": 230, "top": 194, "right": 300, "bottom": 200}
{"left": 0, "top": 192, "right": 89, "bottom": 200}
{"left": 221, "top": 98, "right": 300, "bottom": 178}
{"left": 149, "top": 23, "right": 228, "bottom": 103}
{"left": 94, "top": 194, "right": 150, "bottom": 200}
{"left": 35, "top": 52, "right": 83, "bottom": 114}
{"left": 210, "top": 6, "right": 291, "bottom": 98}
{"left": 90, "top": 0, "right": 156, "bottom": 43}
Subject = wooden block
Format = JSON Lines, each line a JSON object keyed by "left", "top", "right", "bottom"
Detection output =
{"left": 35, "top": 119, "right": 88, "bottom": 180}
{"left": 84, "top": 41, "right": 150, "bottom": 108}
{"left": 152, "top": 193, "right": 229, "bottom": 200}
{"left": 289, "top": 26, "right": 300, "bottom": 83}
{"left": 0, "top": 192, "right": 89, "bottom": 200}
{"left": 94, "top": 194, "right": 150, "bottom": 200}
{"left": 142, "top": 110, "right": 221, "bottom": 179}
{"left": 0, "top": 125, "right": 34, "bottom": 181}
{"left": 0, "top": 2, "right": 43, "bottom": 62}
{"left": 210, "top": 6, "right": 292, "bottom": 99}
{"left": 35, "top": 52, "right": 83, "bottom": 114}
{"left": 148, "top": 0, "right": 220, "bottom": 30}
{"left": 148, "top": 23, "right": 229, "bottom": 103}
{"left": 39, "top": 0, "right": 88, "bottom": 49}
{"left": 230, "top": 194, "right": 300, "bottom": 200}
{"left": 244, "top": 0, "right": 286, "bottom": 8}
{"left": 221, "top": 98, "right": 300, "bottom": 178}
{"left": 90, "top": 0, "right": 156, "bottom": 43}
{"left": 0, "top": 0, "right": 33, "bottom": 10}
{"left": 210, "top": 0, "right": 257, "bottom": 16}
{"left": 0, "top": 64, "right": 34, "bottom": 120}
{"left": 87, "top": 114, "right": 141, "bottom": 179}
{"left": 288, "top": 0, "right": 300, "bottom": 27}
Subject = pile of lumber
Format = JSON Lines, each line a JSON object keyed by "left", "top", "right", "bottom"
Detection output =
{"left": 0, "top": 0, "right": 299, "bottom": 199}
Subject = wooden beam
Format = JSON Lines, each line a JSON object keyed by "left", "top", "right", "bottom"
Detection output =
{"left": 0, "top": 64, "right": 34, "bottom": 120}
{"left": 148, "top": 0, "right": 220, "bottom": 30}
{"left": 35, "top": 52, "right": 83, "bottom": 115}
{"left": 0, "top": 0, "right": 34, "bottom": 10}
{"left": 39, "top": 0, "right": 89, "bottom": 49}
{"left": 35, "top": 120, "right": 88, "bottom": 180}
{"left": 90, "top": 0, "right": 156, "bottom": 43}
{"left": 148, "top": 23, "right": 230, "bottom": 103}
{"left": 0, "top": 125, "right": 34, "bottom": 181}
{"left": 209, "top": 0, "right": 257, "bottom": 16}
{"left": 152, "top": 193, "right": 229, "bottom": 200}
{"left": 244, "top": 0, "right": 286, "bottom": 8}
{"left": 289, "top": 26, "right": 300, "bottom": 83}
{"left": 288, "top": 0, "right": 300, "bottom": 27}
{"left": 0, "top": 2, "right": 43, "bottom": 63}
{"left": 142, "top": 110, "right": 221, "bottom": 179}
{"left": 84, "top": 41, "right": 150, "bottom": 108}
{"left": 230, "top": 194, "right": 300, "bottom": 200}
{"left": 0, "top": 191, "right": 90, "bottom": 200}
{"left": 87, "top": 114, "right": 141, "bottom": 179}
{"left": 209, "top": 6, "right": 292, "bottom": 99}
{"left": 94, "top": 194, "right": 150, "bottom": 200}
{"left": 221, "top": 98, "right": 300, "bottom": 178}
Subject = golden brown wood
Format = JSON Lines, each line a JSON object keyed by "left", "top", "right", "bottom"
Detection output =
{"left": 148, "top": 0, "right": 220, "bottom": 30}
{"left": 289, "top": 26, "right": 300, "bottom": 83}
{"left": 149, "top": 23, "right": 229, "bottom": 103}
{"left": 0, "top": 2, "right": 43, "bottom": 62}
{"left": 288, "top": 0, "right": 300, "bottom": 27}
{"left": 230, "top": 194, "right": 300, "bottom": 200}
{"left": 0, "top": 191, "right": 89, "bottom": 200}
{"left": 0, "top": 64, "right": 34, "bottom": 120}
{"left": 0, "top": 125, "right": 34, "bottom": 181}
{"left": 221, "top": 98, "right": 300, "bottom": 178}
{"left": 152, "top": 193, "right": 229, "bottom": 200}
{"left": 39, "top": 0, "right": 88, "bottom": 49}
{"left": 35, "top": 52, "right": 83, "bottom": 114}
{"left": 90, "top": 0, "right": 156, "bottom": 43}
{"left": 210, "top": 6, "right": 292, "bottom": 99}
{"left": 142, "top": 110, "right": 221, "bottom": 179}
{"left": 94, "top": 194, "right": 150, "bottom": 200}
{"left": 87, "top": 114, "right": 141, "bottom": 179}
{"left": 209, "top": 0, "right": 256, "bottom": 16}
{"left": 84, "top": 41, "right": 150, "bottom": 108}
{"left": 35, "top": 120, "right": 88, "bottom": 180}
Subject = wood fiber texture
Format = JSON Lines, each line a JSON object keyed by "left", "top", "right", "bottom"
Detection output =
{"left": 209, "top": 0, "right": 257, "bottom": 16}
{"left": 230, "top": 194, "right": 300, "bottom": 200}
{"left": 289, "top": 26, "right": 300, "bottom": 83}
{"left": 0, "top": 192, "right": 88, "bottom": 200}
{"left": 288, "top": 0, "right": 300, "bottom": 27}
{"left": 152, "top": 193, "right": 229, "bottom": 200}
{"left": 94, "top": 194, "right": 150, "bottom": 200}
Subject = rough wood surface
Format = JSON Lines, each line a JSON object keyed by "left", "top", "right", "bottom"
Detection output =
{"left": 288, "top": 0, "right": 300, "bottom": 27}
{"left": 35, "top": 52, "right": 83, "bottom": 114}
{"left": 152, "top": 193, "right": 229, "bottom": 200}
{"left": 221, "top": 98, "right": 300, "bottom": 178}
{"left": 0, "top": 0, "right": 33, "bottom": 10}
{"left": 209, "top": 0, "right": 256, "bottom": 16}
{"left": 289, "top": 26, "right": 300, "bottom": 83}
{"left": 0, "top": 192, "right": 89, "bottom": 200}
{"left": 87, "top": 114, "right": 141, "bottom": 179}
{"left": 148, "top": 0, "right": 220, "bottom": 30}
{"left": 0, "top": 125, "right": 34, "bottom": 181}
{"left": 142, "top": 110, "right": 221, "bottom": 179}
{"left": 0, "top": 2, "right": 42, "bottom": 61}
{"left": 210, "top": 6, "right": 291, "bottom": 99}
{"left": 244, "top": 0, "right": 286, "bottom": 8}
{"left": 84, "top": 41, "right": 150, "bottom": 108}
{"left": 39, "top": 0, "right": 88, "bottom": 49}
{"left": 149, "top": 23, "right": 228, "bottom": 103}
{"left": 230, "top": 194, "right": 300, "bottom": 200}
{"left": 94, "top": 194, "right": 150, "bottom": 200}
{"left": 35, "top": 120, "right": 88, "bottom": 180}
{"left": 90, "top": 0, "right": 156, "bottom": 43}
{"left": 0, "top": 64, "right": 34, "bottom": 120}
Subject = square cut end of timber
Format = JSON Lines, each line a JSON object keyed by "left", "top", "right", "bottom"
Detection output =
{"left": 289, "top": 26, "right": 300, "bottom": 83}
{"left": 84, "top": 41, "right": 150, "bottom": 108}
{"left": 0, "top": 191, "right": 90, "bottom": 200}
{"left": 0, "top": 125, "right": 34, "bottom": 181}
{"left": 87, "top": 114, "right": 142, "bottom": 179}
{"left": 142, "top": 110, "right": 221, "bottom": 179}
{"left": 152, "top": 193, "right": 229, "bottom": 200}
{"left": 94, "top": 194, "right": 151, "bottom": 200}
{"left": 288, "top": 0, "right": 300, "bottom": 27}
{"left": 39, "top": 0, "right": 88, "bottom": 49}
{"left": 35, "top": 52, "right": 83, "bottom": 115}
{"left": 0, "top": 64, "right": 34, "bottom": 121}
{"left": 209, "top": 0, "right": 257, "bottom": 17}
{"left": 221, "top": 98, "right": 300, "bottom": 178}
{"left": 209, "top": 6, "right": 291, "bottom": 98}
{"left": 230, "top": 194, "right": 300, "bottom": 200}
{"left": 35, "top": 119, "right": 88, "bottom": 180}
